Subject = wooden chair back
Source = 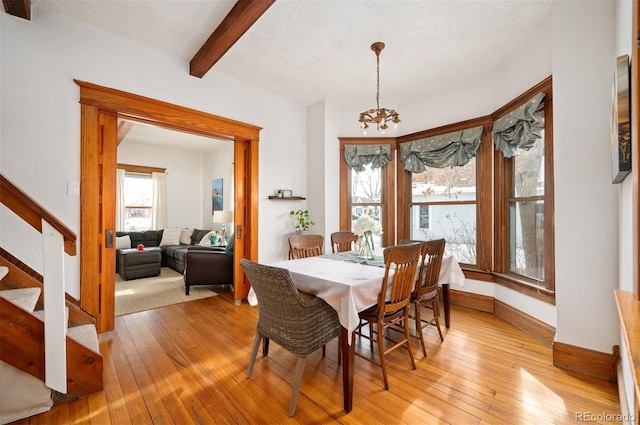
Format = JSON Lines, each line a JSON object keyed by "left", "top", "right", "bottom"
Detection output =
{"left": 400, "top": 239, "right": 446, "bottom": 300}
{"left": 330, "top": 231, "right": 358, "bottom": 253}
{"left": 288, "top": 234, "right": 324, "bottom": 259}
{"left": 376, "top": 243, "right": 421, "bottom": 317}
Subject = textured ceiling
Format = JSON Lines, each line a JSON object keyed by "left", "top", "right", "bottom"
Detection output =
{"left": 31, "top": 0, "right": 552, "bottom": 107}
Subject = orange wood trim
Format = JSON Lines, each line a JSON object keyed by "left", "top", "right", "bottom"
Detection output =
{"left": 78, "top": 82, "right": 260, "bottom": 329}
{"left": 74, "top": 80, "right": 262, "bottom": 141}
{"left": 0, "top": 174, "right": 77, "bottom": 256}
{"left": 493, "top": 273, "right": 556, "bottom": 305}
{"left": 117, "top": 163, "right": 166, "bottom": 174}
{"left": 491, "top": 76, "right": 553, "bottom": 119}
{"left": 552, "top": 341, "right": 617, "bottom": 383}
{"left": 615, "top": 290, "right": 640, "bottom": 402}
{"left": 190, "top": 0, "right": 276, "bottom": 78}
{"left": 449, "top": 289, "right": 494, "bottom": 313}
{"left": 66, "top": 336, "right": 103, "bottom": 397}
{"left": 3, "top": 0, "right": 30, "bottom": 20}
{"left": 80, "top": 104, "right": 102, "bottom": 322}
{"left": 495, "top": 299, "right": 555, "bottom": 347}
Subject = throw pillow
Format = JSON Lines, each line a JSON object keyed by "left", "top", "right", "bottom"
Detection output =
{"left": 179, "top": 228, "right": 195, "bottom": 245}
{"left": 159, "top": 228, "right": 182, "bottom": 246}
{"left": 116, "top": 235, "right": 131, "bottom": 250}
{"left": 198, "top": 230, "right": 218, "bottom": 245}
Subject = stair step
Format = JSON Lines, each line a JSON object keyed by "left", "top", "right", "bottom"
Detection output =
{"left": 0, "top": 266, "right": 7, "bottom": 281}
{"left": 0, "top": 361, "right": 53, "bottom": 424}
{"left": 67, "top": 324, "right": 100, "bottom": 353}
{"left": 0, "top": 288, "right": 41, "bottom": 313}
{"left": 32, "top": 305, "right": 70, "bottom": 328}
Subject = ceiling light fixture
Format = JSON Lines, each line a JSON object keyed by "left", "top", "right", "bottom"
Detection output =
{"left": 358, "top": 42, "right": 400, "bottom": 135}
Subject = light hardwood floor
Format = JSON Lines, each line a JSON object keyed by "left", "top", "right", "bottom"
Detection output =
{"left": 13, "top": 290, "right": 621, "bottom": 424}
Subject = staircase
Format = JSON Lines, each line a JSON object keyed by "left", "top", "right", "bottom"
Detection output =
{"left": 0, "top": 175, "right": 103, "bottom": 423}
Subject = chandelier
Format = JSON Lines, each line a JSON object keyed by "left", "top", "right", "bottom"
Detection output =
{"left": 358, "top": 42, "right": 400, "bottom": 135}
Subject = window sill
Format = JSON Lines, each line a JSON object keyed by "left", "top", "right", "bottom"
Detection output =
{"left": 493, "top": 273, "right": 556, "bottom": 305}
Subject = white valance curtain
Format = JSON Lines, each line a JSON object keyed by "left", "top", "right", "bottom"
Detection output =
{"left": 493, "top": 92, "right": 545, "bottom": 158}
{"left": 398, "top": 125, "right": 483, "bottom": 172}
{"left": 344, "top": 144, "right": 392, "bottom": 172}
{"left": 152, "top": 172, "right": 167, "bottom": 230}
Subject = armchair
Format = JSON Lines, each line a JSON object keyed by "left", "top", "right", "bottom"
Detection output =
{"left": 183, "top": 245, "right": 233, "bottom": 295}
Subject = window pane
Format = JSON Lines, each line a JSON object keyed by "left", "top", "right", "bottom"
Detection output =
{"left": 124, "top": 207, "right": 152, "bottom": 231}
{"left": 351, "top": 206, "right": 383, "bottom": 248}
{"left": 509, "top": 200, "right": 544, "bottom": 281}
{"left": 124, "top": 173, "right": 153, "bottom": 231}
{"left": 351, "top": 163, "right": 381, "bottom": 203}
{"left": 411, "top": 158, "right": 476, "bottom": 202}
{"left": 513, "top": 135, "right": 544, "bottom": 198}
{"left": 409, "top": 204, "right": 476, "bottom": 265}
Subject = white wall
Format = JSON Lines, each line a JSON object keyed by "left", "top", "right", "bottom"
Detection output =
{"left": 0, "top": 7, "right": 306, "bottom": 297}
{"left": 553, "top": 0, "right": 619, "bottom": 353}
{"left": 117, "top": 142, "right": 204, "bottom": 229}
{"left": 203, "top": 143, "right": 234, "bottom": 231}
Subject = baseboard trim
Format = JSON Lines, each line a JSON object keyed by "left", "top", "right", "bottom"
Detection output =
{"left": 494, "top": 299, "right": 555, "bottom": 347}
{"left": 552, "top": 342, "right": 617, "bottom": 383}
{"left": 449, "top": 290, "right": 617, "bottom": 383}
{"left": 450, "top": 289, "right": 494, "bottom": 313}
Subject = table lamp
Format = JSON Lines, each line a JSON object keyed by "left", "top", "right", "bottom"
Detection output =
{"left": 213, "top": 210, "right": 233, "bottom": 246}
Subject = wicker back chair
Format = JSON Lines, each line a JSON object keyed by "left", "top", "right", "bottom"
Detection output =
{"left": 288, "top": 234, "right": 324, "bottom": 259}
{"left": 400, "top": 238, "right": 446, "bottom": 356}
{"left": 330, "top": 231, "right": 358, "bottom": 253}
{"left": 240, "top": 259, "right": 341, "bottom": 416}
{"left": 356, "top": 243, "right": 421, "bottom": 390}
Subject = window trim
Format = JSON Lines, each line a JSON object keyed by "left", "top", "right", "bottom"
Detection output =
{"left": 339, "top": 137, "right": 396, "bottom": 247}
{"left": 397, "top": 116, "right": 493, "bottom": 273}
{"left": 493, "top": 77, "right": 555, "bottom": 298}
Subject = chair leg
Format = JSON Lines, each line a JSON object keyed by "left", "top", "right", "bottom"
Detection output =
{"left": 289, "top": 356, "right": 306, "bottom": 416}
{"left": 432, "top": 298, "right": 444, "bottom": 342}
{"left": 247, "top": 333, "right": 263, "bottom": 378}
{"left": 262, "top": 337, "right": 270, "bottom": 356}
{"left": 377, "top": 320, "right": 389, "bottom": 390}
{"left": 403, "top": 308, "right": 416, "bottom": 370}
{"left": 414, "top": 301, "right": 428, "bottom": 357}
{"left": 185, "top": 284, "right": 190, "bottom": 295}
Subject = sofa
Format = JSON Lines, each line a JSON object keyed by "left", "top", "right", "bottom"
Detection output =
{"left": 115, "top": 229, "right": 232, "bottom": 275}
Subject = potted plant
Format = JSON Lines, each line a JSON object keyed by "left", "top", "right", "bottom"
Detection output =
{"left": 290, "top": 209, "right": 315, "bottom": 234}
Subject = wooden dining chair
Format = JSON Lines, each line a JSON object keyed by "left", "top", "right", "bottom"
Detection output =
{"left": 400, "top": 238, "right": 446, "bottom": 357}
{"left": 356, "top": 243, "right": 421, "bottom": 390}
{"left": 240, "top": 259, "right": 341, "bottom": 416}
{"left": 330, "top": 231, "right": 358, "bottom": 253}
{"left": 289, "top": 234, "right": 324, "bottom": 259}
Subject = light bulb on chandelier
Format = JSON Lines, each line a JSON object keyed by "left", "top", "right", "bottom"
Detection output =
{"left": 358, "top": 42, "right": 400, "bottom": 135}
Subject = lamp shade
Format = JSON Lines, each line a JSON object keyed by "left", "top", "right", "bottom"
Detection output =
{"left": 213, "top": 210, "right": 234, "bottom": 224}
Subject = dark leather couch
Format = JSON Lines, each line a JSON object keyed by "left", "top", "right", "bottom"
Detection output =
{"left": 115, "top": 229, "right": 227, "bottom": 274}
{"left": 183, "top": 240, "right": 234, "bottom": 294}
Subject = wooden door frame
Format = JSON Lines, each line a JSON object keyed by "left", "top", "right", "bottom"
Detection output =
{"left": 76, "top": 80, "right": 260, "bottom": 332}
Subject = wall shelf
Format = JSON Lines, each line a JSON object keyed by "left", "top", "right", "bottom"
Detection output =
{"left": 268, "top": 196, "right": 306, "bottom": 200}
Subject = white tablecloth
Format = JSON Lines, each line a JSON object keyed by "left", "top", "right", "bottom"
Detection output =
{"left": 247, "top": 253, "right": 465, "bottom": 337}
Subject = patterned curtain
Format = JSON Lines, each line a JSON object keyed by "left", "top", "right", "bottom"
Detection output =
{"left": 493, "top": 92, "right": 545, "bottom": 158}
{"left": 344, "top": 144, "right": 392, "bottom": 172}
{"left": 399, "top": 125, "right": 483, "bottom": 172}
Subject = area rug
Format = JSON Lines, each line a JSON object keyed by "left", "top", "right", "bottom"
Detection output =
{"left": 115, "top": 267, "right": 217, "bottom": 316}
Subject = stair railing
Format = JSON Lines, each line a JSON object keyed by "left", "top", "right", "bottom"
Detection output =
{"left": 0, "top": 174, "right": 76, "bottom": 393}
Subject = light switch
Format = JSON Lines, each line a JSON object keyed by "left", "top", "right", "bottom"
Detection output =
{"left": 67, "top": 181, "right": 80, "bottom": 196}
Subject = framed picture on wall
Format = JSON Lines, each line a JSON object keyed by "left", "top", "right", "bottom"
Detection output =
{"left": 611, "top": 54, "right": 631, "bottom": 184}
{"left": 212, "top": 178, "right": 223, "bottom": 213}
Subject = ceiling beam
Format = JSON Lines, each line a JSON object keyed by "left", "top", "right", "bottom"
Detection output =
{"left": 189, "top": 0, "right": 275, "bottom": 78}
{"left": 3, "top": 0, "right": 31, "bottom": 20}
{"left": 117, "top": 120, "right": 134, "bottom": 145}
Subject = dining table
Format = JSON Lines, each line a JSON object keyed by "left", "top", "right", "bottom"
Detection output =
{"left": 247, "top": 249, "right": 465, "bottom": 413}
